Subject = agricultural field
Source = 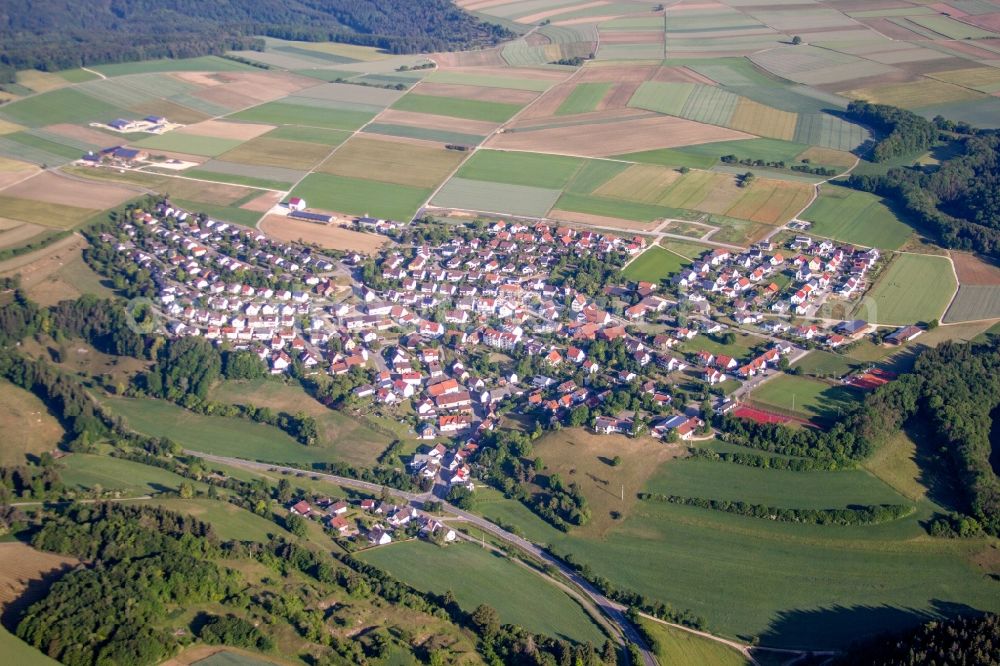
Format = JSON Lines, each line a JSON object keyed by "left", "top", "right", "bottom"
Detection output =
{"left": 207, "top": 134, "right": 337, "bottom": 171}
{"left": 801, "top": 185, "right": 913, "bottom": 250}
{"left": 227, "top": 101, "right": 376, "bottom": 131}
{"left": 556, "top": 82, "right": 613, "bottom": 115}
{"left": 391, "top": 93, "right": 522, "bottom": 123}
{"left": 291, "top": 173, "right": 431, "bottom": 221}
{"left": 0, "top": 380, "right": 64, "bottom": 465}
{"left": 139, "top": 498, "right": 278, "bottom": 543}
{"left": 359, "top": 540, "right": 607, "bottom": 645}
{"left": 455, "top": 150, "right": 582, "bottom": 190}
{"left": 432, "top": 178, "right": 562, "bottom": 218}
{"left": 60, "top": 453, "right": 208, "bottom": 497}
{"left": 133, "top": 133, "right": 244, "bottom": 157}
{"left": 622, "top": 246, "right": 691, "bottom": 283}
{"left": 316, "top": 136, "right": 467, "bottom": 189}
{"left": 260, "top": 216, "right": 389, "bottom": 257}
{"left": 0, "top": 196, "right": 99, "bottom": 229}
{"left": 639, "top": 619, "right": 748, "bottom": 666}
{"left": 943, "top": 252, "right": 1000, "bottom": 322}
{"left": 749, "top": 374, "right": 863, "bottom": 425}
{"left": 859, "top": 254, "right": 957, "bottom": 325}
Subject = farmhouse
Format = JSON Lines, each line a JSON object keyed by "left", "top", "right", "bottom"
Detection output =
{"left": 885, "top": 325, "right": 923, "bottom": 346}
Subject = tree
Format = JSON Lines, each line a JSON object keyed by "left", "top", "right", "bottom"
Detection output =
{"left": 611, "top": 455, "right": 623, "bottom": 467}
{"left": 178, "top": 482, "right": 194, "bottom": 499}
{"left": 791, "top": 35, "right": 802, "bottom": 44}
{"left": 285, "top": 513, "right": 307, "bottom": 537}
{"left": 471, "top": 603, "right": 501, "bottom": 638}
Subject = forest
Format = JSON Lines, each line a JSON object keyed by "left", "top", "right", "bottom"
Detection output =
{"left": 0, "top": 0, "right": 513, "bottom": 81}
{"left": 833, "top": 612, "right": 999, "bottom": 665}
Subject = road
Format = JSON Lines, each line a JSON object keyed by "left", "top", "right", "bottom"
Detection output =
{"left": 187, "top": 450, "right": 659, "bottom": 666}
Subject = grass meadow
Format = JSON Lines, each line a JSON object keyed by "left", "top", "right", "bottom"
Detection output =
{"left": 622, "top": 246, "right": 691, "bottom": 283}
{"left": 0, "top": 380, "right": 64, "bottom": 465}
{"left": 60, "top": 453, "right": 207, "bottom": 496}
{"left": 640, "top": 618, "right": 748, "bottom": 666}
{"left": 749, "top": 374, "right": 863, "bottom": 424}
{"left": 802, "top": 185, "right": 913, "bottom": 250}
{"left": 858, "top": 253, "right": 957, "bottom": 325}
{"left": 455, "top": 149, "right": 583, "bottom": 189}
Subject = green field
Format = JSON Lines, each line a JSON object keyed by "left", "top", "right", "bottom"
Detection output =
{"left": 170, "top": 199, "right": 263, "bottom": 227}
{"left": 554, "top": 192, "right": 681, "bottom": 223}
{"left": 227, "top": 102, "right": 376, "bottom": 131}
{"left": 104, "top": 396, "right": 346, "bottom": 466}
{"left": 263, "top": 125, "right": 352, "bottom": 146}
{"left": 556, "top": 82, "right": 612, "bottom": 115}
{"left": 0, "top": 88, "right": 127, "bottom": 127}
{"left": 0, "top": 196, "right": 98, "bottom": 229}
{"left": 455, "top": 150, "right": 583, "bottom": 189}
{"left": 639, "top": 619, "right": 748, "bottom": 666}
{"left": 645, "top": 458, "right": 908, "bottom": 509}
{"left": 859, "top": 253, "right": 957, "bottom": 325}
{"left": 391, "top": 94, "right": 521, "bottom": 123}
{"left": 750, "top": 374, "right": 863, "bottom": 423}
{"left": 134, "top": 133, "right": 245, "bottom": 157}
{"left": 432, "top": 178, "right": 561, "bottom": 217}
{"left": 182, "top": 169, "right": 294, "bottom": 191}
{"left": 622, "top": 246, "right": 691, "bottom": 283}
{"left": 60, "top": 453, "right": 206, "bottom": 496}
{"left": 614, "top": 147, "right": 718, "bottom": 170}
{"left": 802, "top": 185, "right": 913, "bottom": 250}
{"left": 426, "top": 70, "right": 552, "bottom": 92}
{"left": 291, "top": 172, "right": 430, "bottom": 221}
{"left": 139, "top": 498, "right": 278, "bottom": 542}
{"left": 90, "top": 56, "right": 257, "bottom": 76}
{"left": 0, "top": 626, "right": 60, "bottom": 666}
{"left": 363, "top": 123, "right": 486, "bottom": 146}
{"left": 359, "top": 540, "right": 607, "bottom": 644}
{"left": 791, "top": 350, "right": 859, "bottom": 378}
{"left": 565, "top": 159, "right": 629, "bottom": 194}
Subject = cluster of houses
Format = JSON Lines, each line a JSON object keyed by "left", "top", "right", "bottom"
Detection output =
{"left": 288, "top": 495, "right": 456, "bottom": 546}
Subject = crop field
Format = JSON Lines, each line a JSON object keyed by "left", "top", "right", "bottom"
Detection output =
{"left": 391, "top": 93, "right": 522, "bottom": 123}
{"left": 291, "top": 173, "right": 431, "bottom": 221}
{"left": 640, "top": 619, "right": 748, "bottom": 666}
{"left": 553, "top": 192, "right": 680, "bottom": 224}
{"left": 943, "top": 286, "right": 1000, "bottom": 323}
{"left": 455, "top": 149, "right": 583, "bottom": 189}
{"left": 627, "top": 81, "right": 696, "bottom": 117}
{"left": 724, "top": 179, "right": 813, "bottom": 225}
{"left": 290, "top": 81, "right": 404, "bottom": 107}
{"left": 417, "top": 82, "right": 538, "bottom": 106}
{"left": 795, "top": 145, "right": 856, "bottom": 169}
{"left": 841, "top": 79, "right": 984, "bottom": 110}
{"left": 104, "top": 396, "right": 352, "bottom": 466}
{"left": 792, "top": 113, "right": 869, "bottom": 152}
{"left": 227, "top": 101, "right": 376, "bottom": 130}
{"left": 622, "top": 246, "right": 691, "bottom": 282}
{"left": 915, "top": 97, "right": 1000, "bottom": 130}
{"left": 564, "top": 159, "right": 629, "bottom": 194}
{"left": 426, "top": 70, "right": 557, "bottom": 92}
{"left": 750, "top": 374, "right": 863, "bottom": 425}
{"left": 360, "top": 541, "right": 606, "bottom": 644}
{"left": 317, "top": 136, "right": 467, "bottom": 189}
{"left": 2, "top": 171, "right": 137, "bottom": 210}
{"left": 556, "top": 82, "right": 613, "bottom": 115}
{"left": 185, "top": 163, "right": 302, "bottom": 190}
{"left": 906, "top": 14, "right": 998, "bottom": 40}
{"left": 432, "top": 178, "right": 561, "bottom": 217}
{"left": 860, "top": 254, "right": 957, "bottom": 325}
{"left": 927, "top": 67, "right": 1000, "bottom": 94}
{"left": 0, "top": 88, "right": 129, "bottom": 127}
{"left": 802, "top": 185, "right": 912, "bottom": 250}
{"left": 729, "top": 98, "right": 797, "bottom": 140}
{"left": 0, "top": 379, "right": 63, "bottom": 465}
{"left": 0, "top": 541, "right": 78, "bottom": 618}
{"left": 260, "top": 215, "right": 389, "bottom": 258}
{"left": 133, "top": 133, "right": 244, "bottom": 157}
{"left": 91, "top": 56, "right": 257, "bottom": 76}
{"left": 593, "top": 163, "right": 681, "bottom": 202}
{"left": 216, "top": 136, "right": 335, "bottom": 170}
{"left": 0, "top": 196, "right": 98, "bottom": 228}
{"left": 750, "top": 46, "right": 895, "bottom": 88}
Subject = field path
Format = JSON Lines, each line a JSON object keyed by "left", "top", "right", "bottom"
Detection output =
{"left": 80, "top": 67, "right": 106, "bottom": 80}
{"left": 638, "top": 612, "right": 760, "bottom": 665}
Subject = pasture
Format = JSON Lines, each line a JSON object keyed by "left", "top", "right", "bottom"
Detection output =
{"left": 622, "top": 246, "right": 691, "bottom": 283}
{"left": 391, "top": 93, "right": 522, "bottom": 123}
{"left": 859, "top": 254, "right": 957, "bottom": 325}
{"left": 802, "top": 185, "right": 913, "bottom": 250}
{"left": 750, "top": 374, "right": 862, "bottom": 424}
{"left": 291, "top": 173, "right": 431, "bottom": 221}
{"left": 60, "top": 453, "right": 207, "bottom": 496}
{"left": 139, "top": 498, "right": 278, "bottom": 543}
{"left": 0, "top": 380, "right": 63, "bottom": 465}
{"left": 639, "top": 619, "right": 748, "bottom": 666}
{"left": 316, "top": 136, "right": 467, "bottom": 189}
{"left": 359, "top": 541, "right": 607, "bottom": 645}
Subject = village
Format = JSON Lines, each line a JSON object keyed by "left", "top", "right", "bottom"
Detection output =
{"left": 100, "top": 197, "right": 929, "bottom": 549}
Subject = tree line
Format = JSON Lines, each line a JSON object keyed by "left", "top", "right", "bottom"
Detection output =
{"left": 638, "top": 493, "right": 913, "bottom": 526}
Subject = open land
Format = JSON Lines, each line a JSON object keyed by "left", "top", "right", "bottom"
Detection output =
{"left": 0, "top": 380, "right": 64, "bottom": 465}
{"left": 858, "top": 253, "right": 957, "bottom": 325}
{"left": 260, "top": 215, "right": 389, "bottom": 255}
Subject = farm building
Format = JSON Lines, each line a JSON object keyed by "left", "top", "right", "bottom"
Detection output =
{"left": 290, "top": 210, "right": 333, "bottom": 224}
{"left": 287, "top": 197, "right": 307, "bottom": 211}
{"left": 108, "top": 118, "right": 143, "bottom": 131}
{"left": 884, "top": 325, "right": 923, "bottom": 346}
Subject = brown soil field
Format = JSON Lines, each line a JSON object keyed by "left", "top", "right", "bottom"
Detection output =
{"left": 951, "top": 251, "right": 1000, "bottom": 286}
{"left": 458, "top": 0, "right": 515, "bottom": 10}
{"left": 0, "top": 379, "right": 64, "bottom": 465}
{"left": 730, "top": 97, "right": 798, "bottom": 140}
{"left": 517, "top": 83, "right": 578, "bottom": 119}
{"left": 261, "top": 215, "right": 389, "bottom": 254}
{"left": 216, "top": 136, "right": 331, "bottom": 170}
{"left": 240, "top": 190, "right": 283, "bottom": 212}
{"left": 857, "top": 18, "right": 930, "bottom": 41}
{"left": 597, "top": 80, "right": 642, "bottom": 110}
{"left": 190, "top": 86, "right": 261, "bottom": 111}
{"left": 175, "top": 119, "right": 275, "bottom": 141}
{"left": 373, "top": 109, "right": 500, "bottom": 135}
{"left": 429, "top": 48, "right": 507, "bottom": 68}
{"left": 0, "top": 543, "right": 78, "bottom": 616}
{"left": 520, "top": 0, "right": 610, "bottom": 23}
{"left": 577, "top": 64, "right": 658, "bottom": 83}
{"left": 317, "top": 135, "right": 466, "bottom": 188}
{"left": 2, "top": 171, "right": 135, "bottom": 209}
{"left": 0, "top": 221, "right": 48, "bottom": 250}
{"left": 550, "top": 209, "right": 661, "bottom": 232}
{"left": 172, "top": 71, "right": 224, "bottom": 87}
{"left": 487, "top": 113, "right": 752, "bottom": 156}
{"left": 651, "top": 65, "right": 717, "bottom": 85}
{"left": 443, "top": 66, "right": 571, "bottom": 82}
{"left": 556, "top": 14, "right": 630, "bottom": 26}
{"left": 415, "top": 82, "right": 538, "bottom": 105}
{"left": 45, "top": 123, "right": 122, "bottom": 147}
{"left": 600, "top": 31, "right": 665, "bottom": 44}
{"left": 0, "top": 159, "right": 39, "bottom": 190}
{"left": 963, "top": 13, "right": 1000, "bottom": 31}
{"left": 0, "top": 216, "right": 23, "bottom": 230}
{"left": 934, "top": 39, "right": 1000, "bottom": 60}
